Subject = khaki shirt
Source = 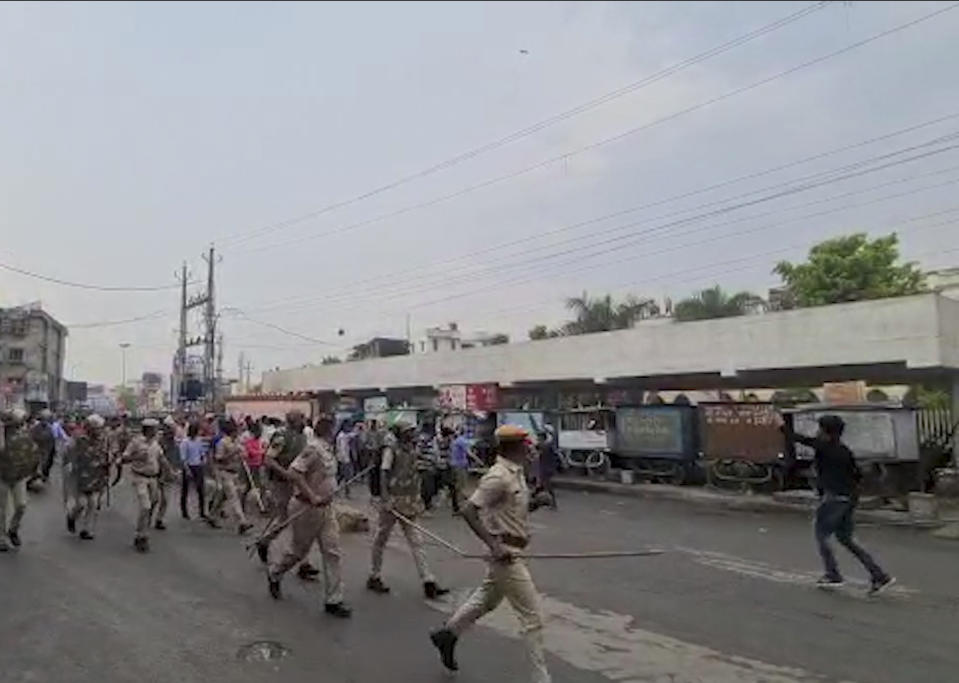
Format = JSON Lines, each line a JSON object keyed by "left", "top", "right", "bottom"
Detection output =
{"left": 123, "top": 435, "right": 162, "bottom": 477}
{"left": 289, "top": 437, "right": 337, "bottom": 502}
{"left": 468, "top": 456, "right": 530, "bottom": 544}
{"left": 214, "top": 435, "right": 244, "bottom": 473}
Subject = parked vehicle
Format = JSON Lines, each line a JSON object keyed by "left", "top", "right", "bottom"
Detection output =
{"left": 787, "top": 404, "right": 922, "bottom": 496}
{"left": 613, "top": 404, "right": 699, "bottom": 484}
{"left": 699, "top": 402, "right": 790, "bottom": 491}
{"left": 557, "top": 407, "right": 613, "bottom": 474}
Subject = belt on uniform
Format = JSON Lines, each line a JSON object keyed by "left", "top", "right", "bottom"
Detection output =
{"left": 294, "top": 494, "right": 330, "bottom": 507}
{"left": 494, "top": 533, "right": 529, "bottom": 549}
{"left": 131, "top": 472, "right": 159, "bottom": 479}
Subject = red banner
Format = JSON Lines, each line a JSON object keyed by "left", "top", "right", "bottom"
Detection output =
{"left": 466, "top": 383, "right": 499, "bottom": 412}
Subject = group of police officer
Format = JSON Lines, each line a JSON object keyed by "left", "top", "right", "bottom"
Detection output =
{"left": 0, "top": 406, "right": 554, "bottom": 683}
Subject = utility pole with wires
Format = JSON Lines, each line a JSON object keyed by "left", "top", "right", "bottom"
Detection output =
{"left": 177, "top": 247, "right": 219, "bottom": 411}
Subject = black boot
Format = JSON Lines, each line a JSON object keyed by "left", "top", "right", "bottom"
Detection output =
{"left": 429, "top": 628, "right": 459, "bottom": 671}
{"left": 66, "top": 514, "right": 76, "bottom": 534}
{"left": 324, "top": 602, "right": 352, "bottom": 618}
{"left": 133, "top": 536, "right": 149, "bottom": 553}
{"left": 256, "top": 541, "right": 269, "bottom": 564}
{"left": 297, "top": 564, "right": 320, "bottom": 581}
{"left": 268, "top": 574, "right": 282, "bottom": 600}
{"left": 238, "top": 522, "right": 253, "bottom": 536}
{"left": 424, "top": 581, "right": 449, "bottom": 600}
{"left": 366, "top": 576, "right": 390, "bottom": 594}
{"left": 7, "top": 530, "right": 20, "bottom": 547}
{"left": 79, "top": 530, "right": 94, "bottom": 541}
{"left": 154, "top": 520, "right": 167, "bottom": 531}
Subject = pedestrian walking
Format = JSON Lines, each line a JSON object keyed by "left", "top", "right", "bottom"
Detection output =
{"left": 64, "top": 414, "right": 111, "bottom": 540}
{"left": 535, "top": 426, "right": 559, "bottom": 510}
{"left": 0, "top": 408, "right": 40, "bottom": 552}
{"left": 242, "top": 421, "right": 265, "bottom": 513}
{"left": 30, "top": 409, "right": 56, "bottom": 486}
{"left": 335, "top": 422, "right": 354, "bottom": 497}
{"left": 209, "top": 420, "right": 254, "bottom": 535}
{"left": 430, "top": 424, "right": 553, "bottom": 683}
{"left": 449, "top": 426, "right": 472, "bottom": 515}
{"left": 266, "top": 415, "right": 351, "bottom": 618}
{"left": 367, "top": 418, "right": 448, "bottom": 600}
{"left": 120, "top": 418, "right": 164, "bottom": 553}
{"left": 179, "top": 423, "right": 207, "bottom": 520}
{"left": 781, "top": 414, "right": 894, "bottom": 594}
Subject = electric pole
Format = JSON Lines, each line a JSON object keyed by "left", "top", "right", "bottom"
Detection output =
{"left": 201, "top": 246, "right": 218, "bottom": 411}
{"left": 175, "top": 262, "right": 188, "bottom": 404}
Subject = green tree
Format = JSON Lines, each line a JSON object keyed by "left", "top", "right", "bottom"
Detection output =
{"left": 321, "top": 355, "right": 342, "bottom": 365}
{"left": 528, "top": 324, "right": 550, "bottom": 340}
{"left": 486, "top": 333, "right": 510, "bottom": 345}
{"left": 673, "top": 286, "right": 764, "bottom": 322}
{"left": 562, "top": 292, "right": 659, "bottom": 335}
{"left": 773, "top": 233, "right": 924, "bottom": 307}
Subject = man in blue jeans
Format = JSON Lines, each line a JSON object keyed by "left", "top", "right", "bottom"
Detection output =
{"left": 782, "top": 414, "right": 894, "bottom": 594}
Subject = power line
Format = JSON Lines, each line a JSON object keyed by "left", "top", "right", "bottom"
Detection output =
{"left": 217, "top": 2, "right": 833, "bottom": 249}
{"left": 223, "top": 308, "right": 341, "bottom": 347}
{"left": 450, "top": 212, "right": 959, "bottom": 326}
{"left": 67, "top": 310, "right": 172, "bottom": 329}
{"left": 233, "top": 134, "right": 959, "bottom": 317}
{"left": 226, "top": 2, "right": 959, "bottom": 256}
{"left": 0, "top": 260, "right": 183, "bottom": 292}
{"left": 229, "top": 111, "right": 959, "bottom": 314}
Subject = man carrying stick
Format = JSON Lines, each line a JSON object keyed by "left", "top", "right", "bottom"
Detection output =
{"left": 265, "top": 415, "right": 351, "bottom": 618}
{"left": 430, "top": 424, "right": 553, "bottom": 683}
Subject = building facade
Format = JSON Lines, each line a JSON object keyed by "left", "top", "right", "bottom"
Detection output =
{"left": 0, "top": 304, "right": 68, "bottom": 411}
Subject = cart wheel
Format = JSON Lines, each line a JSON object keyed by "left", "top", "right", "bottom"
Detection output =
{"left": 668, "top": 465, "right": 686, "bottom": 486}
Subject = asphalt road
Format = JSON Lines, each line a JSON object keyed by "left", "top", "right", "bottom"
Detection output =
{"left": 1, "top": 474, "right": 957, "bottom": 683}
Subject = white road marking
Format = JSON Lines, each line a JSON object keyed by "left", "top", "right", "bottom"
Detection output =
{"left": 675, "top": 547, "right": 916, "bottom": 598}
{"left": 429, "top": 589, "right": 849, "bottom": 683}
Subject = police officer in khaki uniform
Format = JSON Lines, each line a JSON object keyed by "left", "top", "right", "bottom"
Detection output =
{"left": 256, "top": 410, "right": 319, "bottom": 579}
{"left": 64, "top": 414, "right": 111, "bottom": 540}
{"left": 0, "top": 408, "right": 40, "bottom": 552}
{"left": 121, "top": 418, "right": 164, "bottom": 552}
{"left": 211, "top": 420, "right": 254, "bottom": 535}
{"left": 367, "top": 418, "right": 448, "bottom": 600}
{"left": 266, "top": 415, "right": 351, "bottom": 618}
{"left": 430, "top": 424, "right": 553, "bottom": 683}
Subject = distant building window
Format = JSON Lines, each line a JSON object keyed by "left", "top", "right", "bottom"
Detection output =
{"left": 432, "top": 339, "right": 438, "bottom": 352}
{"left": 7, "top": 347, "right": 24, "bottom": 363}
{"left": 10, "top": 319, "right": 27, "bottom": 337}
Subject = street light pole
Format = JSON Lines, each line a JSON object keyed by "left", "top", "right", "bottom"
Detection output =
{"left": 119, "top": 343, "right": 131, "bottom": 388}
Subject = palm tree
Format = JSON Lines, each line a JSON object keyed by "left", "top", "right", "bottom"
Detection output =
{"left": 563, "top": 292, "right": 659, "bottom": 335}
{"left": 673, "top": 286, "right": 764, "bottom": 322}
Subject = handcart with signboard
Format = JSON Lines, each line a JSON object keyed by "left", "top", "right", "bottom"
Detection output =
{"left": 699, "top": 402, "right": 790, "bottom": 492}
{"left": 557, "top": 407, "right": 614, "bottom": 475}
{"left": 613, "top": 404, "right": 699, "bottom": 484}
{"left": 786, "top": 404, "right": 921, "bottom": 497}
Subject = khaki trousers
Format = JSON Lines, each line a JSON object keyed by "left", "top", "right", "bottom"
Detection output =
{"left": 259, "top": 480, "right": 293, "bottom": 547}
{"left": 74, "top": 491, "right": 103, "bottom": 534}
{"left": 215, "top": 470, "right": 248, "bottom": 527}
{"left": 270, "top": 499, "right": 343, "bottom": 604}
{"left": 447, "top": 557, "right": 551, "bottom": 683}
{"left": 370, "top": 504, "right": 434, "bottom": 583}
{"left": 0, "top": 478, "right": 28, "bottom": 534}
{"left": 131, "top": 474, "right": 159, "bottom": 539}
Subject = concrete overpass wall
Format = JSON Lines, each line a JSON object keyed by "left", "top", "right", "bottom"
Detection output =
{"left": 262, "top": 294, "right": 959, "bottom": 394}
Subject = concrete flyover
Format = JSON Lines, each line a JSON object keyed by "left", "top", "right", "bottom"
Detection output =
{"left": 262, "top": 293, "right": 959, "bottom": 396}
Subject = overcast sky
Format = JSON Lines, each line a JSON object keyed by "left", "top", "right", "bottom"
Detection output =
{"left": 2, "top": 1, "right": 958, "bottom": 386}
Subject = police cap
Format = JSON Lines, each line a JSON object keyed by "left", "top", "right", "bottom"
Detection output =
{"left": 495, "top": 424, "right": 529, "bottom": 443}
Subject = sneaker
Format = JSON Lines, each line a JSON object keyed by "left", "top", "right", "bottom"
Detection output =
{"left": 66, "top": 515, "right": 76, "bottom": 534}
{"left": 429, "top": 628, "right": 459, "bottom": 671}
{"left": 8, "top": 530, "right": 21, "bottom": 548}
{"left": 268, "top": 574, "right": 282, "bottom": 600}
{"left": 255, "top": 541, "right": 269, "bottom": 565}
{"left": 868, "top": 575, "right": 896, "bottom": 596}
{"left": 423, "top": 581, "right": 449, "bottom": 600}
{"left": 79, "top": 531, "right": 94, "bottom": 541}
{"left": 324, "top": 602, "right": 352, "bottom": 619}
{"left": 154, "top": 521, "right": 167, "bottom": 531}
{"left": 816, "top": 575, "right": 844, "bottom": 589}
{"left": 366, "top": 576, "right": 391, "bottom": 594}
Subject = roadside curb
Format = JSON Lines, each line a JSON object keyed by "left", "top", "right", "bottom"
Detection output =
{"left": 552, "top": 476, "right": 944, "bottom": 531}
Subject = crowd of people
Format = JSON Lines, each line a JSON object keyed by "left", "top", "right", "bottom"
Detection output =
{"left": 0, "top": 406, "right": 559, "bottom": 683}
